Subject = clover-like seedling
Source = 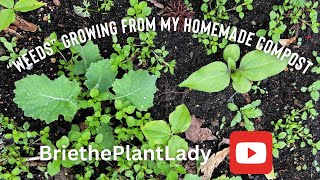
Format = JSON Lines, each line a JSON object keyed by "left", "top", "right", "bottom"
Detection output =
{"left": 179, "top": 44, "right": 288, "bottom": 94}
{"left": 127, "top": 0, "right": 152, "bottom": 18}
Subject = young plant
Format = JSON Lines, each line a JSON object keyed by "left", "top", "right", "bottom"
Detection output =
{"left": 251, "top": 81, "right": 266, "bottom": 95}
{"left": 73, "top": 0, "right": 92, "bottom": 18}
{"left": 142, "top": 104, "right": 191, "bottom": 158}
{"left": 201, "top": 0, "right": 253, "bottom": 22}
{"left": 256, "top": 0, "right": 319, "bottom": 42}
{"left": 0, "top": 37, "right": 27, "bottom": 65}
{"left": 179, "top": 44, "right": 288, "bottom": 94}
{"left": 192, "top": 33, "right": 228, "bottom": 55}
{"left": 301, "top": 80, "right": 320, "bottom": 101}
{"left": 227, "top": 100, "right": 262, "bottom": 131}
{"left": 127, "top": 0, "right": 152, "bottom": 18}
{"left": 0, "top": 0, "right": 46, "bottom": 31}
{"left": 271, "top": 100, "right": 319, "bottom": 158}
{"left": 74, "top": 0, "right": 114, "bottom": 18}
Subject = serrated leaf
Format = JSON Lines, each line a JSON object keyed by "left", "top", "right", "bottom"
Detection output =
{"left": 0, "top": 9, "right": 15, "bottom": 32}
{"left": 168, "top": 135, "right": 188, "bottom": 158}
{"left": 112, "top": 70, "right": 157, "bottom": 111}
{"left": 169, "top": 104, "right": 191, "bottom": 133}
{"left": 239, "top": 50, "right": 288, "bottom": 81}
{"left": 13, "top": 75, "right": 81, "bottom": 123}
{"left": 84, "top": 60, "right": 118, "bottom": 91}
{"left": 72, "top": 41, "right": 103, "bottom": 75}
{"left": 179, "top": 62, "right": 230, "bottom": 93}
{"left": 14, "top": 0, "right": 46, "bottom": 12}
{"left": 142, "top": 120, "right": 171, "bottom": 144}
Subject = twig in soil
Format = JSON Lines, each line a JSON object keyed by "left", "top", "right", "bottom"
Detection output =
{"left": 3, "top": 28, "right": 23, "bottom": 39}
{"left": 26, "top": 156, "right": 41, "bottom": 161}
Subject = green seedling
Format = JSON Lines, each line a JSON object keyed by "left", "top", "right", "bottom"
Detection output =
{"left": 179, "top": 44, "right": 288, "bottom": 94}
{"left": 0, "top": 37, "right": 27, "bottom": 65}
{"left": 256, "top": 0, "right": 319, "bottom": 42}
{"left": 127, "top": 0, "right": 152, "bottom": 18}
{"left": 272, "top": 100, "right": 319, "bottom": 158}
{"left": 228, "top": 100, "right": 262, "bottom": 131}
{"left": 0, "top": 0, "right": 46, "bottom": 31}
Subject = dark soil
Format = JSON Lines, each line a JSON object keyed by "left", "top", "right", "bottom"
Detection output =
{"left": 1, "top": 0, "right": 320, "bottom": 179}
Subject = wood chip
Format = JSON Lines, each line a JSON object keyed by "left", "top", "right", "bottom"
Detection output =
{"left": 13, "top": 16, "right": 38, "bottom": 32}
{"left": 147, "top": 0, "right": 164, "bottom": 9}
{"left": 185, "top": 115, "right": 217, "bottom": 143}
{"left": 200, "top": 147, "right": 230, "bottom": 180}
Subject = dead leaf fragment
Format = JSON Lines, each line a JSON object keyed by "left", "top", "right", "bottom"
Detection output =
{"left": 53, "top": 0, "right": 61, "bottom": 7}
{"left": 200, "top": 147, "right": 230, "bottom": 180}
{"left": 279, "top": 35, "right": 297, "bottom": 47}
{"left": 185, "top": 115, "right": 216, "bottom": 143}
{"left": 147, "top": 0, "right": 164, "bottom": 9}
{"left": 13, "top": 16, "right": 37, "bottom": 32}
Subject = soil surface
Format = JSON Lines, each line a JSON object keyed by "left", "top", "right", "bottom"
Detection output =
{"left": 1, "top": 0, "right": 320, "bottom": 179}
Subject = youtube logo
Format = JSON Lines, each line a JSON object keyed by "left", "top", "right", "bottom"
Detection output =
{"left": 230, "top": 131, "right": 272, "bottom": 174}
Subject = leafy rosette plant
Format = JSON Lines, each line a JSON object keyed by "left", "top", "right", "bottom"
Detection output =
{"left": 179, "top": 44, "right": 289, "bottom": 94}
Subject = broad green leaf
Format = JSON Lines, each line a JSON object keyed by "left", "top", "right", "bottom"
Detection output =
{"left": 130, "top": 0, "right": 138, "bottom": 6}
{"left": 0, "top": 0, "right": 14, "bottom": 8}
{"left": 169, "top": 104, "right": 191, "bottom": 134}
{"left": 278, "top": 132, "right": 287, "bottom": 139}
{"left": 96, "top": 123, "right": 114, "bottom": 149}
{"left": 168, "top": 135, "right": 188, "bottom": 158}
{"left": 72, "top": 41, "right": 103, "bottom": 75}
{"left": 47, "top": 160, "right": 61, "bottom": 176}
{"left": 84, "top": 60, "right": 117, "bottom": 91}
{"left": 231, "top": 71, "right": 252, "bottom": 94}
{"left": 179, "top": 61, "right": 230, "bottom": 93}
{"left": 112, "top": 70, "right": 157, "bottom": 111}
{"left": 167, "top": 170, "right": 178, "bottom": 180}
{"left": 239, "top": 50, "right": 288, "bottom": 81}
{"left": 127, "top": 7, "right": 135, "bottom": 15}
{"left": 277, "top": 141, "right": 286, "bottom": 149}
{"left": 0, "top": 9, "right": 15, "bottom": 32}
{"left": 56, "top": 136, "right": 69, "bottom": 149}
{"left": 142, "top": 120, "right": 171, "bottom": 144}
{"left": 256, "top": 29, "right": 267, "bottom": 37}
{"left": 13, "top": 75, "right": 81, "bottom": 123}
{"left": 224, "top": 44, "right": 240, "bottom": 61}
{"left": 14, "top": 0, "right": 46, "bottom": 12}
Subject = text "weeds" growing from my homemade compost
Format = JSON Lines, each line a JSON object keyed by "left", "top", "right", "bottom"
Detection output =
{"left": 8, "top": 17, "right": 312, "bottom": 74}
